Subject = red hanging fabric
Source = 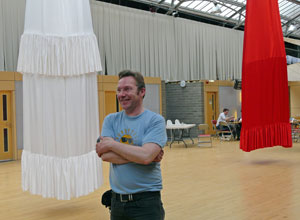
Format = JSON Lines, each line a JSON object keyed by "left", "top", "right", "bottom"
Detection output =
{"left": 240, "top": 0, "right": 292, "bottom": 152}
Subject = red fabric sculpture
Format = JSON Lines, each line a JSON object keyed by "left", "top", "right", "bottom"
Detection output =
{"left": 240, "top": 0, "right": 292, "bottom": 152}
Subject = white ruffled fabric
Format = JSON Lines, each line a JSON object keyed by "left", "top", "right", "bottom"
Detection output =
{"left": 17, "top": 33, "right": 102, "bottom": 76}
{"left": 19, "top": 0, "right": 103, "bottom": 200}
{"left": 22, "top": 150, "right": 102, "bottom": 200}
{"left": 22, "top": 73, "right": 100, "bottom": 157}
{"left": 20, "top": 65, "right": 102, "bottom": 200}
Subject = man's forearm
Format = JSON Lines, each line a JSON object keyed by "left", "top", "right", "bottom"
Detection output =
{"left": 97, "top": 137, "right": 162, "bottom": 165}
{"left": 101, "top": 151, "right": 129, "bottom": 164}
{"left": 110, "top": 142, "right": 161, "bottom": 165}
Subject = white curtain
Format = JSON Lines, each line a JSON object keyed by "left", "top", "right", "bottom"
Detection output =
{"left": 0, "top": 0, "right": 25, "bottom": 71}
{"left": 91, "top": 0, "right": 244, "bottom": 80}
{"left": 91, "top": 3, "right": 176, "bottom": 79}
{"left": 288, "top": 63, "right": 300, "bottom": 81}
{"left": 18, "top": 0, "right": 103, "bottom": 200}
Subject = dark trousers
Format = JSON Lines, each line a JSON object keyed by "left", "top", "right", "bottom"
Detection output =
{"left": 236, "top": 123, "right": 241, "bottom": 140}
{"left": 111, "top": 191, "right": 165, "bottom": 220}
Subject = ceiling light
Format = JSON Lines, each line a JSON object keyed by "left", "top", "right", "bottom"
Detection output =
{"left": 288, "top": 24, "right": 296, "bottom": 32}
{"left": 211, "top": 3, "right": 222, "bottom": 14}
{"left": 172, "top": 11, "right": 179, "bottom": 17}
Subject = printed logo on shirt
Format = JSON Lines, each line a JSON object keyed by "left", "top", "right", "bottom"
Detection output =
{"left": 120, "top": 134, "right": 133, "bottom": 145}
{"left": 117, "top": 128, "right": 137, "bottom": 145}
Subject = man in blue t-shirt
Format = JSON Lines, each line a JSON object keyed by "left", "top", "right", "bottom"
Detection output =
{"left": 96, "top": 70, "right": 167, "bottom": 220}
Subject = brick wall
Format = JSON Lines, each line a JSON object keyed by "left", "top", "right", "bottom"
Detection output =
{"left": 161, "top": 80, "right": 167, "bottom": 119}
{"left": 165, "top": 81, "right": 205, "bottom": 138}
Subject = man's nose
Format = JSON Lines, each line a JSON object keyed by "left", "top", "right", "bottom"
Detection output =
{"left": 117, "top": 91, "right": 125, "bottom": 98}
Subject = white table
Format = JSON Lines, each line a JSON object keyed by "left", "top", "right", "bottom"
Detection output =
{"left": 166, "top": 124, "right": 196, "bottom": 148}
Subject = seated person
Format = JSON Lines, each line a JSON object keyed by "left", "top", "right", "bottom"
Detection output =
{"left": 290, "top": 117, "right": 296, "bottom": 123}
{"left": 216, "top": 108, "right": 237, "bottom": 139}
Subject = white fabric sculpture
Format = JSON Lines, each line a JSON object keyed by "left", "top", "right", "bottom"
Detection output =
{"left": 17, "top": 0, "right": 103, "bottom": 200}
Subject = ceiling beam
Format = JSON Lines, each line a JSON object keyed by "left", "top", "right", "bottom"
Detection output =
{"left": 286, "top": 26, "right": 300, "bottom": 37}
{"left": 166, "top": 0, "right": 179, "bottom": 15}
{"left": 232, "top": 15, "right": 300, "bottom": 30}
{"left": 281, "top": 14, "right": 300, "bottom": 22}
{"left": 177, "top": 6, "right": 239, "bottom": 24}
{"left": 286, "top": 0, "right": 300, "bottom": 6}
{"left": 226, "top": 5, "right": 245, "bottom": 20}
{"left": 174, "top": 0, "right": 185, "bottom": 9}
{"left": 171, "top": 0, "right": 175, "bottom": 7}
{"left": 212, "top": 0, "right": 244, "bottom": 15}
{"left": 216, "top": 0, "right": 244, "bottom": 7}
{"left": 200, "top": 0, "right": 245, "bottom": 8}
{"left": 128, "top": 0, "right": 300, "bottom": 39}
{"left": 282, "top": 13, "right": 300, "bottom": 27}
{"left": 139, "top": 0, "right": 239, "bottom": 24}
{"left": 233, "top": 20, "right": 244, "bottom": 29}
{"left": 166, "top": 0, "right": 243, "bottom": 17}
{"left": 141, "top": 0, "right": 296, "bottom": 24}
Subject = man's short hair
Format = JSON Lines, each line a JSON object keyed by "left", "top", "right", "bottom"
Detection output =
{"left": 223, "top": 108, "right": 229, "bottom": 112}
{"left": 118, "top": 70, "right": 145, "bottom": 92}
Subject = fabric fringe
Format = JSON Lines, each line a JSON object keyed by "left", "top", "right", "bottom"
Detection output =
{"left": 17, "top": 33, "right": 102, "bottom": 76}
{"left": 21, "top": 150, "right": 103, "bottom": 200}
{"left": 240, "top": 122, "right": 292, "bottom": 152}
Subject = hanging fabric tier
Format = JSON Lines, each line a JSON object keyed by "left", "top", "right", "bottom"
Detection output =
{"left": 18, "top": 0, "right": 103, "bottom": 200}
{"left": 240, "top": 0, "right": 292, "bottom": 152}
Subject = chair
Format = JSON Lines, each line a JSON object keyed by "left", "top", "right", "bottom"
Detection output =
{"left": 219, "top": 121, "right": 234, "bottom": 141}
{"left": 211, "top": 120, "right": 219, "bottom": 138}
{"left": 175, "top": 119, "right": 181, "bottom": 125}
{"left": 174, "top": 119, "right": 183, "bottom": 144}
{"left": 211, "top": 120, "right": 233, "bottom": 141}
{"left": 197, "top": 124, "right": 212, "bottom": 147}
{"left": 212, "top": 120, "right": 225, "bottom": 139}
{"left": 166, "top": 120, "right": 173, "bottom": 144}
{"left": 291, "top": 120, "right": 300, "bottom": 143}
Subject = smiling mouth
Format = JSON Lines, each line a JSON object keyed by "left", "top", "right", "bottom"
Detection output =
{"left": 120, "top": 100, "right": 130, "bottom": 106}
{"left": 121, "top": 98, "right": 130, "bottom": 102}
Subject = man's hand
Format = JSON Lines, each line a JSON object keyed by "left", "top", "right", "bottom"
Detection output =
{"left": 152, "top": 149, "right": 164, "bottom": 162}
{"left": 96, "top": 136, "right": 115, "bottom": 157}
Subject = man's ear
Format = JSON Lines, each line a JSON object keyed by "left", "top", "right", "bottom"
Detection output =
{"left": 139, "top": 87, "right": 146, "bottom": 97}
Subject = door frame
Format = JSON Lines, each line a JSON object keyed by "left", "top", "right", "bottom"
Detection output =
{"left": 0, "top": 72, "right": 20, "bottom": 160}
{"left": 204, "top": 81, "right": 219, "bottom": 135}
{"left": 204, "top": 80, "right": 236, "bottom": 134}
{"left": 206, "top": 91, "right": 218, "bottom": 134}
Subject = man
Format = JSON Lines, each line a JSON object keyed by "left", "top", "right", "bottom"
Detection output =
{"left": 216, "top": 108, "right": 237, "bottom": 139}
{"left": 216, "top": 108, "right": 234, "bottom": 128}
{"left": 96, "top": 70, "right": 167, "bottom": 220}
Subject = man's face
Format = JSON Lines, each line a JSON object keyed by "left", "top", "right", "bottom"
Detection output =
{"left": 117, "top": 76, "right": 145, "bottom": 113}
{"left": 224, "top": 110, "right": 229, "bottom": 115}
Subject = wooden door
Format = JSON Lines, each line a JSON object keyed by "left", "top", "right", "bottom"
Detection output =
{"left": 0, "top": 91, "right": 13, "bottom": 160}
{"left": 206, "top": 92, "right": 217, "bottom": 134}
{"left": 104, "top": 91, "right": 122, "bottom": 117}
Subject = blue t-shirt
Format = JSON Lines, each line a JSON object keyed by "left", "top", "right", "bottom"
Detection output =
{"left": 101, "top": 109, "right": 167, "bottom": 194}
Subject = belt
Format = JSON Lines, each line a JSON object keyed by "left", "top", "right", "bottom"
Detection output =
{"left": 112, "top": 191, "right": 160, "bottom": 202}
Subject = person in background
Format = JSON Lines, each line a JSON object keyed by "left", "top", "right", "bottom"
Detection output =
{"left": 96, "top": 70, "right": 167, "bottom": 220}
{"left": 216, "top": 108, "right": 234, "bottom": 128}
{"left": 216, "top": 108, "right": 238, "bottom": 139}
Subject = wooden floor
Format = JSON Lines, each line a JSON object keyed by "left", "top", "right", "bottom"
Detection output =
{"left": 1, "top": 139, "right": 300, "bottom": 220}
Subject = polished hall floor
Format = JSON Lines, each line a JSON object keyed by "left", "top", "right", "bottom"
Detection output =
{"left": 1, "top": 139, "right": 300, "bottom": 220}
